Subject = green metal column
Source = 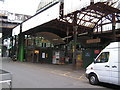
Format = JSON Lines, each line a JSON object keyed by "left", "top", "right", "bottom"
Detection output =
{"left": 18, "top": 25, "right": 25, "bottom": 62}
{"left": 18, "top": 34, "right": 24, "bottom": 62}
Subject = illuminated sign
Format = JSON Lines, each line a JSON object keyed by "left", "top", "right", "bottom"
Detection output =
{"left": 94, "top": 50, "right": 100, "bottom": 54}
{"left": 34, "top": 50, "right": 39, "bottom": 54}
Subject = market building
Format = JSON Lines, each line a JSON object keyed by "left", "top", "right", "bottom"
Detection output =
{"left": 11, "top": 0, "right": 120, "bottom": 68}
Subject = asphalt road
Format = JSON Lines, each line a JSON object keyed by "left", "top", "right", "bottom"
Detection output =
{"left": 1, "top": 57, "right": 119, "bottom": 89}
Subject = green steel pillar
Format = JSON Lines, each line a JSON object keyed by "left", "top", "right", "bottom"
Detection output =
{"left": 18, "top": 34, "right": 24, "bottom": 62}
{"left": 18, "top": 25, "right": 25, "bottom": 62}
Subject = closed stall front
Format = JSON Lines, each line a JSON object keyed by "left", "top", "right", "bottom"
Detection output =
{"left": 52, "top": 50, "right": 65, "bottom": 64}
{"left": 82, "top": 48, "right": 100, "bottom": 68}
{"left": 39, "top": 48, "right": 53, "bottom": 64}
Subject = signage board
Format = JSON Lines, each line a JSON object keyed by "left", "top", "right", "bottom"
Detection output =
{"left": 86, "top": 38, "right": 101, "bottom": 44}
{"left": 22, "top": 3, "right": 60, "bottom": 32}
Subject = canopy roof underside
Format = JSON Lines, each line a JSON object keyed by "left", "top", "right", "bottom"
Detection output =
{"left": 61, "top": 2, "right": 120, "bottom": 32}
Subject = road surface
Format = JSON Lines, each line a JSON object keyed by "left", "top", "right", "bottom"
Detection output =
{"left": 1, "top": 57, "right": 119, "bottom": 89}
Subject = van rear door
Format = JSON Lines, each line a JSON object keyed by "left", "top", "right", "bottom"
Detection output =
{"left": 110, "top": 49, "right": 120, "bottom": 85}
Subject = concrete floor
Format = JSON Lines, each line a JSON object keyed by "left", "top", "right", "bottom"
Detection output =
{"left": 1, "top": 57, "right": 119, "bottom": 89}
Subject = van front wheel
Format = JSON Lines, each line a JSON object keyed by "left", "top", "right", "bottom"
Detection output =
{"left": 89, "top": 74, "right": 99, "bottom": 85}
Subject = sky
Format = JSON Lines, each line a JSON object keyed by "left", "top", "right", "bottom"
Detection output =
{"left": 0, "top": 0, "right": 40, "bottom": 38}
{"left": 0, "top": 0, "right": 41, "bottom": 15}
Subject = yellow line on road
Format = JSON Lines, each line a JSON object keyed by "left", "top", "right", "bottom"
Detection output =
{"left": 62, "top": 72, "right": 71, "bottom": 76}
{"left": 38, "top": 67, "right": 86, "bottom": 81}
{"left": 78, "top": 74, "right": 85, "bottom": 79}
{"left": 49, "top": 70, "right": 85, "bottom": 81}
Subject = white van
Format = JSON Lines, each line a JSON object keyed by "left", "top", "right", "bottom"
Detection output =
{"left": 86, "top": 42, "right": 120, "bottom": 86}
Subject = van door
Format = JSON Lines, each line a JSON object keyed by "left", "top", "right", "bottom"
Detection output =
{"left": 110, "top": 50, "right": 119, "bottom": 85}
{"left": 94, "top": 52, "right": 110, "bottom": 83}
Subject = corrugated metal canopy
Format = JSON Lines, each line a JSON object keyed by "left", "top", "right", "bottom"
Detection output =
{"left": 62, "top": 2, "right": 120, "bottom": 31}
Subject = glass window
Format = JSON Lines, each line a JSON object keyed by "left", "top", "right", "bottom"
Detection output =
{"left": 44, "top": 43, "right": 46, "bottom": 47}
{"left": 46, "top": 43, "right": 50, "bottom": 47}
{"left": 39, "top": 43, "right": 42, "bottom": 47}
{"left": 96, "top": 52, "right": 109, "bottom": 63}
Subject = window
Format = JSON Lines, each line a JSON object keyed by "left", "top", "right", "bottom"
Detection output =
{"left": 96, "top": 52, "right": 109, "bottom": 63}
{"left": 44, "top": 43, "right": 46, "bottom": 47}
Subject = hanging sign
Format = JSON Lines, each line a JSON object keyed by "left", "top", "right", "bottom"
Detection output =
{"left": 86, "top": 38, "right": 101, "bottom": 44}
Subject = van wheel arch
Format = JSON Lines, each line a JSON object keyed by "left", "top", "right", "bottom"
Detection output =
{"left": 88, "top": 73, "right": 99, "bottom": 85}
